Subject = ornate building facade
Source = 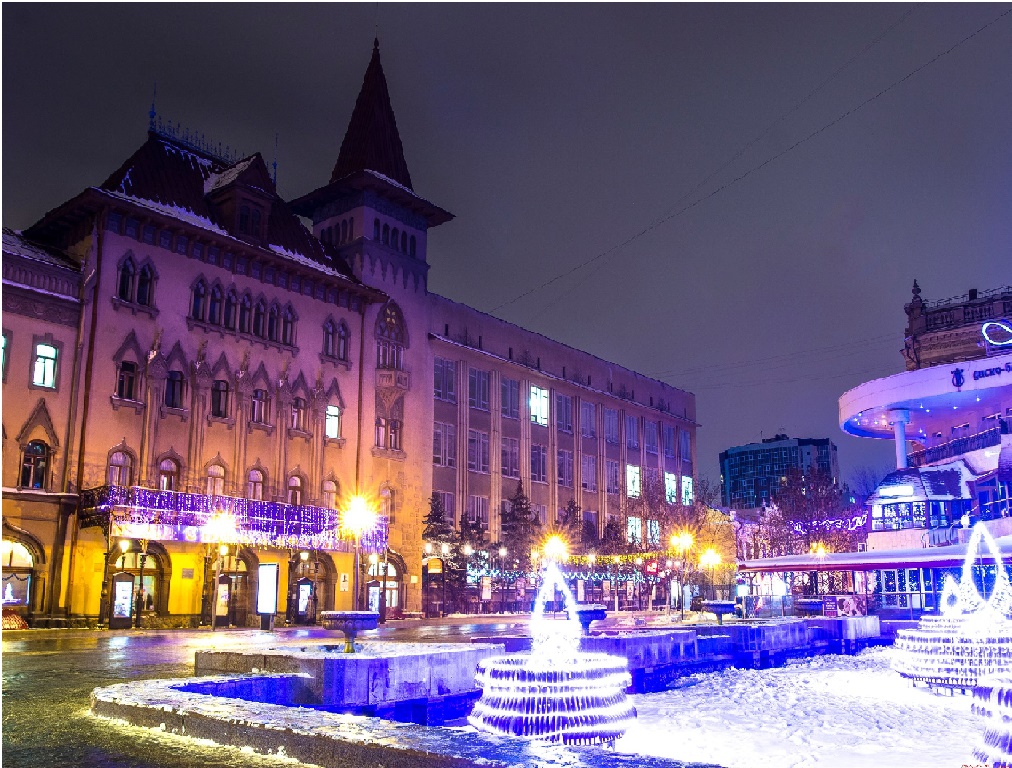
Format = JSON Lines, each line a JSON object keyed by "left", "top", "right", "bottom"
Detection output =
{"left": 2, "top": 41, "right": 697, "bottom": 626}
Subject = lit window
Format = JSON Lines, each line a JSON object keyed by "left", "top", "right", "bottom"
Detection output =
{"left": 626, "top": 465, "right": 641, "bottom": 498}
{"left": 530, "top": 385, "right": 549, "bottom": 427}
{"left": 1, "top": 332, "right": 8, "bottom": 380}
{"left": 664, "top": 472, "right": 679, "bottom": 504}
{"left": 647, "top": 519, "right": 660, "bottom": 546}
{"left": 32, "top": 343, "right": 58, "bottom": 388}
{"left": 626, "top": 516, "right": 642, "bottom": 544}
{"left": 682, "top": 476, "right": 694, "bottom": 506}
{"left": 325, "top": 405, "right": 341, "bottom": 439}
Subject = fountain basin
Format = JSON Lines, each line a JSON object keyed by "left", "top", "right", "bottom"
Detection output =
{"left": 469, "top": 652, "right": 635, "bottom": 745}
{"left": 571, "top": 604, "right": 608, "bottom": 634}
{"left": 701, "top": 600, "right": 737, "bottom": 625}
{"left": 319, "top": 610, "right": 379, "bottom": 652}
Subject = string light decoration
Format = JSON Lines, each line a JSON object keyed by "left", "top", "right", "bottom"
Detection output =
{"left": 971, "top": 675, "right": 1012, "bottom": 768}
{"left": 78, "top": 485, "right": 388, "bottom": 553}
{"left": 468, "top": 561, "right": 636, "bottom": 745}
{"left": 893, "top": 522, "right": 1012, "bottom": 690}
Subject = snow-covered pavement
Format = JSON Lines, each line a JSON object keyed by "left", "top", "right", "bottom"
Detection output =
{"left": 616, "top": 647, "right": 978, "bottom": 768}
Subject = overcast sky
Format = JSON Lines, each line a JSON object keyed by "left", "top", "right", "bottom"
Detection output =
{"left": 4, "top": 4, "right": 1011, "bottom": 488}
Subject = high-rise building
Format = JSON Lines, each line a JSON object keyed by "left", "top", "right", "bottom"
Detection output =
{"left": 1, "top": 41, "right": 697, "bottom": 626}
{"left": 719, "top": 435, "right": 839, "bottom": 510}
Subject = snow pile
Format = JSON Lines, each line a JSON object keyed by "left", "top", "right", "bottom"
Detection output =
{"left": 617, "top": 647, "right": 978, "bottom": 768}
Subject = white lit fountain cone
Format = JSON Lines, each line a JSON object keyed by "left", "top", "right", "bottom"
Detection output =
{"left": 893, "top": 522, "right": 1012, "bottom": 691}
{"left": 468, "top": 561, "right": 636, "bottom": 745}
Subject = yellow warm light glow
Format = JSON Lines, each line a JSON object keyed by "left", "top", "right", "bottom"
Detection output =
{"left": 342, "top": 495, "right": 377, "bottom": 539}
{"left": 368, "top": 553, "right": 379, "bottom": 565}
{"left": 463, "top": 544, "right": 474, "bottom": 556}
{"left": 219, "top": 544, "right": 229, "bottom": 557}
{"left": 699, "top": 548, "right": 721, "bottom": 569}
{"left": 119, "top": 539, "right": 131, "bottom": 553}
{"left": 812, "top": 542, "right": 827, "bottom": 557}
{"left": 204, "top": 511, "right": 239, "bottom": 544}
{"left": 542, "top": 535, "right": 568, "bottom": 562}
{"left": 672, "top": 532, "right": 694, "bottom": 552}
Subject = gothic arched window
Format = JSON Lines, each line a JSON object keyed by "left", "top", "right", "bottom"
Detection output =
{"left": 118, "top": 259, "right": 135, "bottom": 301}
{"left": 191, "top": 281, "right": 206, "bottom": 320}
{"left": 136, "top": 265, "right": 154, "bottom": 306}
{"left": 20, "top": 440, "right": 50, "bottom": 489}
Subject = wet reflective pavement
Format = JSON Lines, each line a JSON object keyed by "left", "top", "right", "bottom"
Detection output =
{"left": 2, "top": 618, "right": 533, "bottom": 767}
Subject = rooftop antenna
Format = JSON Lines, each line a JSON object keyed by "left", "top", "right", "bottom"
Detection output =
{"left": 272, "top": 132, "right": 279, "bottom": 186}
{"left": 148, "top": 82, "right": 158, "bottom": 130}
{"left": 375, "top": 1, "right": 380, "bottom": 40}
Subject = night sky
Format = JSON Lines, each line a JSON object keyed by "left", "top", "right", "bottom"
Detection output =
{"left": 4, "top": 4, "right": 1011, "bottom": 489}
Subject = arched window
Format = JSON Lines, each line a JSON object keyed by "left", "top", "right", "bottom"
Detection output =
{"left": 409, "top": 236, "right": 416, "bottom": 257}
{"left": 401, "top": 231, "right": 408, "bottom": 253}
{"left": 20, "top": 441, "right": 50, "bottom": 489}
{"left": 248, "top": 468, "right": 264, "bottom": 500}
{"left": 191, "top": 281, "right": 206, "bottom": 320}
{"left": 341, "top": 220, "right": 348, "bottom": 243}
{"left": 391, "top": 227, "right": 399, "bottom": 251}
{"left": 250, "top": 388, "right": 269, "bottom": 424}
{"left": 158, "top": 458, "right": 180, "bottom": 491}
{"left": 107, "top": 451, "right": 133, "bottom": 487}
{"left": 208, "top": 286, "right": 223, "bottom": 325}
{"left": 336, "top": 323, "right": 349, "bottom": 361}
{"left": 211, "top": 380, "right": 230, "bottom": 418}
{"left": 382, "top": 224, "right": 390, "bottom": 245}
{"left": 206, "top": 464, "right": 225, "bottom": 496}
{"left": 287, "top": 476, "right": 303, "bottom": 506}
{"left": 375, "top": 301, "right": 407, "bottom": 371}
{"left": 380, "top": 486, "right": 396, "bottom": 524}
{"left": 373, "top": 219, "right": 381, "bottom": 240}
{"left": 323, "top": 320, "right": 335, "bottom": 357}
{"left": 239, "top": 295, "right": 252, "bottom": 334}
{"left": 253, "top": 301, "right": 266, "bottom": 337}
{"left": 322, "top": 480, "right": 338, "bottom": 509}
{"left": 117, "top": 360, "right": 138, "bottom": 400}
{"left": 325, "top": 404, "right": 341, "bottom": 439}
{"left": 136, "top": 265, "right": 154, "bottom": 306}
{"left": 347, "top": 219, "right": 354, "bottom": 241}
{"left": 223, "top": 290, "right": 237, "bottom": 330}
{"left": 251, "top": 209, "right": 261, "bottom": 237}
{"left": 2, "top": 540, "right": 35, "bottom": 609}
{"left": 117, "top": 259, "right": 135, "bottom": 301}
{"left": 290, "top": 397, "right": 307, "bottom": 431}
{"left": 164, "top": 370, "right": 186, "bottom": 409}
{"left": 267, "top": 306, "right": 279, "bottom": 342}
{"left": 281, "top": 307, "right": 295, "bottom": 346}
{"left": 239, "top": 205, "right": 250, "bottom": 234}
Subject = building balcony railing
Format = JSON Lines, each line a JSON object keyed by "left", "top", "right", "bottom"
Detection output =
{"left": 78, "top": 485, "right": 388, "bottom": 552}
{"left": 907, "top": 426, "right": 1002, "bottom": 468}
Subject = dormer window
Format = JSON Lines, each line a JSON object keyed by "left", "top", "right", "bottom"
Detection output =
{"left": 251, "top": 209, "right": 262, "bottom": 237}
{"left": 239, "top": 205, "right": 250, "bottom": 234}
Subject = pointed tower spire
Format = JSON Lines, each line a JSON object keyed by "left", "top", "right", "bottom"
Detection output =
{"left": 331, "top": 39, "right": 413, "bottom": 189}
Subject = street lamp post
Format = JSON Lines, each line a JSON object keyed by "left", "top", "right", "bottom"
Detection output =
{"left": 135, "top": 539, "right": 149, "bottom": 629}
{"left": 423, "top": 542, "right": 433, "bottom": 617}
{"left": 497, "top": 546, "right": 507, "bottom": 613}
{"left": 440, "top": 542, "right": 450, "bottom": 616}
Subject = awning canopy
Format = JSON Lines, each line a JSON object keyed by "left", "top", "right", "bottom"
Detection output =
{"left": 739, "top": 535, "right": 1012, "bottom": 573}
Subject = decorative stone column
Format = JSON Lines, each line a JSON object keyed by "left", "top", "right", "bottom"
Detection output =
{"left": 889, "top": 409, "right": 911, "bottom": 470}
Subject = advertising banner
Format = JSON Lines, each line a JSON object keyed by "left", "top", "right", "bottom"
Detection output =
{"left": 480, "top": 576, "right": 492, "bottom": 601}
{"left": 256, "top": 563, "right": 278, "bottom": 614}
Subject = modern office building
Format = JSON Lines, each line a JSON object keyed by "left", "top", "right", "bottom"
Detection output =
{"left": 740, "top": 283, "right": 1011, "bottom": 616}
{"left": 1, "top": 41, "right": 697, "bottom": 626}
{"left": 719, "top": 435, "right": 839, "bottom": 510}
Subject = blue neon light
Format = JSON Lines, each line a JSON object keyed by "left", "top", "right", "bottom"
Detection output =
{"left": 982, "top": 320, "right": 1012, "bottom": 347}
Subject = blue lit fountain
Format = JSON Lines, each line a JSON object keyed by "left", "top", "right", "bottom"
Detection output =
{"left": 468, "top": 553, "right": 636, "bottom": 745}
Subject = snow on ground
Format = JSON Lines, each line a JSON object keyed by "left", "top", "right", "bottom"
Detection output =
{"left": 616, "top": 647, "right": 978, "bottom": 768}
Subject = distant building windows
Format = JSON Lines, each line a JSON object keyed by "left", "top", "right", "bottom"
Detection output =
{"left": 606, "top": 460, "right": 620, "bottom": 494}
{"left": 581, "top": 402, "right": 596, "bottom": 438}
{"left": 556, "top": 394, "right": 573, "bottom": 433}
{"left": 289, "top": 397, "right": 308, "bottom": 432}
{"left": 434, "top": 491, "right": 455, "bottom": 524}
{"left": 158, "top": 458, "right": 180, "bottom": 491}
{"left": 325, "top": 405, "right": 341, "bottom": 439}
{"left": 664, "top": 472, "right": 679, "bottom": 504}
{"left": 159, "top": 230, "right": 172, "bottom": 249}
{"left": 282, "top": 307, "right": 296, "bottom": 346}
{"left": 323, "top": 480, "right": 338, "bottom": 509}
{"left": 267, "top": 305, "right": 279, "bottom": 342}
{"left": 530, "top": 385, "right": 549, "bottom": 427}
{"left": 682, "top": 475, "right": 694, "bottom": 506}
{"left": 210, "top": 380, "right": 230, "bottom": 418}
{"left": 375, "top": 418, "right": 403, "bottom": 451}
{"left": 175, "top": 235, "right": 188, "bottom": 255}
{"left": 645, "top": 421, "right": 658, "bottom": 454}
{"left": 164, "top": 371, "right": 186, "bottom": 409}
{"left": 20, "top": 440, "right": 50, "bottom": 489}
{"left": 208, "top": 285, "right": 223, "bottom": 325}
{"left": 679, "top": 429, "right": 692, "bottom": 469}
{"left": 582, "top": 454, "right": 597, "bottom": 491}
{"left": 501, "top": 437, "right": 520, "bottom": 478}
{"left": 433, "top": 422, "right": 456, "bottom": 467}
{"left": 501, "top": 378, "right": 520, "bottom": 419}
{"left": 117, "top": 259, "right": 135, "bottom": 301}
{"left": 531, "top": 444, "right": 548, "bottom": 483}
{"left": 391, "top": 227, "right": 399, "bottom": 250}
{"left": 239, "top": 295, "right": 252, "bottom": 334}
{"left": 467, "top": 495, "right": 490, "bottom": 530}
{"left": 32, "top": 343, "right": 58, "bottom": 389}
{"left": 663, "top": 425, "right": 676, "bottom": 458}
{"left": 116, "top": 360, "right": 139, "bottom": 400}
{"left": 190, "top": 281, "right": 206, "bottom": 320}
{"left": 604, "top": 408, "right": 619, "bottom": 444}
{"left": 250, "top": 389, "right": 269, "bottom": 424}
{"left": 323, "top": 320, "right": 350, "bottom": 362}
{"left": 626, "top": 464, "right": 641, "bottom": 498}
{"left": 136, "top": 265, "right": 154, "bottom": 306}
{"left": 253, "top": 301, "right": 266, "bottom": 337}
{"left": 250, "top": 209, "right": 262, "bottom": 238}
{"left": 107, "top": 451, "right": 133, "bottom": 487}
{"left": 1, "top": 331, "right": 9, "bottom": 382}
{"left": 626, "top": 516, "right": 642, "bottom": 545}
{"left": 206, "top": 464, "right": 226, "bottom": 496}
{"left": 468, "top": 369, "right": 490, "bottom": 411}
{"left": 557, "top": 449, "right": 574, "bottom": 488}
{"left": 223, "top": 291, "right": 238, "bottom": 330}
{"left": 468, "top": 429, "right": 490, "bottom": 473}
{"left": 647, "top": 519, "right": 660, "bottom": 546}
{"left": 376, "top": 302, "right": 407, "bottom": 370}
{"left": 248, "top": 469, "right": 265, "bottom": 500}
{"left": 626, "top": 416, "right": 639, "bottom": 450}
{"left": 434, "top": 357, "right": 456, "bottom": 402}
{"left": 287, "top": 475, "right": 303, "bottom": 505}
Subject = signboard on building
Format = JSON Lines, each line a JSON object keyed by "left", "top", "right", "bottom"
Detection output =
{"left": 256, "top": 563, "right": 278, "bottom": 615}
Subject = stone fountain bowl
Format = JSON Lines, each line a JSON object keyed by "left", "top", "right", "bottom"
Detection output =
{"left": 571, "top": 604, "right": 608, "bottom": 635}
{"left": 319, "top": 610, "right": 380, "bottom": 653}
{"left": 701, "top": 600, "right": 737, "bottom": 625}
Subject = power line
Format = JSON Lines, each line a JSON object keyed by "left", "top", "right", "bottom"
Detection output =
{"left": 490, "top": 6, "right": 1011, "bottom": 316}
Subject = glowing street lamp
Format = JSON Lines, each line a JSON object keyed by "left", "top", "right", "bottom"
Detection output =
{"left": 542, "top": 534, "right": 568, "bottom": 563}
{"left": 342, "top": 495, "right": 377, "bottom": 611}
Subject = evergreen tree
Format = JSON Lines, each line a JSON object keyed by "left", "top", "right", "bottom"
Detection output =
{"left": 422, "top": 493, "right": 454, "bottom": 544}
{"left": 556, "top": 497, "right": 584, "bottom": 551}
{"left": 599, "top": 517, "right": 628, "bottom": 555}
{"left": 500, "top": 481, "right": 541, "bottom": 571}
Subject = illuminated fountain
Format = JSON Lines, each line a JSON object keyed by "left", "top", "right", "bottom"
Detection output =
{"left": 467, "top": 543, "right": 636, "bottom": 745}
{"left": 894, "top": 522, "right": 1012, "bottom": 690}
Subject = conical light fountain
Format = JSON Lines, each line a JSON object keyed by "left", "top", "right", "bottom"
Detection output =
{"left": 893, "top": 522, "right": 1012, "bottom": 690}
{"left": 468, "top": 540, "right": 636, "bottom": 746}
